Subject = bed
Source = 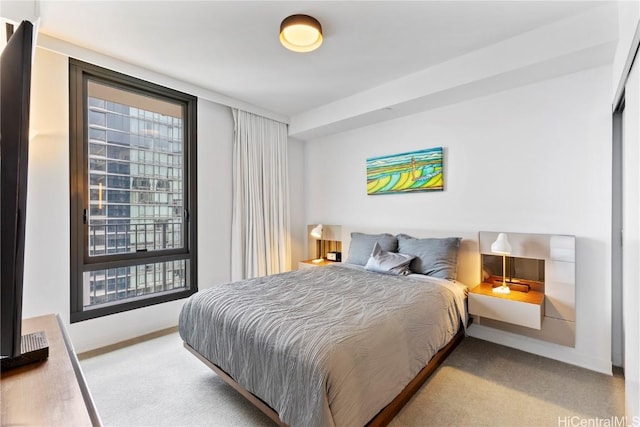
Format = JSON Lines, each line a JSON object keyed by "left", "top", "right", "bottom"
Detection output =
{"left": 178, "top": 228, "right": 479, "bottom": 427}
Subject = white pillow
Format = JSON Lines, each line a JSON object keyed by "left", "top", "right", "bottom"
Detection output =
{"left": 364, "top": 242, "right": 415, "bottom": 276}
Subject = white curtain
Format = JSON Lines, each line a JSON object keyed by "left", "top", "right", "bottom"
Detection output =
{"left": 231, "top": 109, "right": 291, "bottom": 280}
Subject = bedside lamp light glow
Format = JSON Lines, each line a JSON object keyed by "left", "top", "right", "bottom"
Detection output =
{"left": 310, "top": 224, "right": 324, "bottom": 263}
{"left": 491, "top": 233, "right": 512, "bottom": 294}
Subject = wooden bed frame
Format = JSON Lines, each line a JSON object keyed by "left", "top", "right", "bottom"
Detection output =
{"left": 183, "top": 325, "right": 465, "bottom": 427}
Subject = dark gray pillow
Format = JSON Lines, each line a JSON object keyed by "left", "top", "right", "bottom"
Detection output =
{"left": 364, "top": 242, "right": 414, "bottom": 276}
{"left": 396, "top": 234, "right": 461, "bottom": 279}
{"left": 347, "top": 232, "right": 398, "bottom": 266}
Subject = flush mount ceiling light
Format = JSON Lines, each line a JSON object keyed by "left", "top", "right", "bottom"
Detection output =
{"left": 279, "top": 14, "right": 323, "bottom": 53}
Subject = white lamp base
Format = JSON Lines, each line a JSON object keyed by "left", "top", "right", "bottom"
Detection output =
{"left": 312, "top": 258, "right": 324, "bottom": 263}
{"left": 492, "top": 285, "right": 511, "bottom": 294}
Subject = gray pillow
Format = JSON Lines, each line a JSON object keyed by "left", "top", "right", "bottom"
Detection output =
{"left": 365, "top": 242, "right": 414, "bottom": 276}
{"left": 396, "top": 234, "right": 461, "bottom": 279}
{"left": 347, "top": 232, "right": 398, "bottom": 266}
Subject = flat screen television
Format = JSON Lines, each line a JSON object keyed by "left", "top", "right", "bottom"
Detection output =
{"left": 1, "top": 20, "right": 48, "bottom": 371}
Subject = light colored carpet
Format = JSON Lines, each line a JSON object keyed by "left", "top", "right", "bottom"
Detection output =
{"left": 80, "top": 333, "right": 624, "bottom": 427}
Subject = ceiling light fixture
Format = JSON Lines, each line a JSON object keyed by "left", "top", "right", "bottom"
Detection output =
{"left": 279, "top": 14, "right": 323, "bottom": 53}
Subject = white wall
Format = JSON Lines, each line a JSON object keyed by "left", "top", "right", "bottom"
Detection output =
{"left": 288, "top": 136, "right": 308, "bottom": 265}
{"left": 304, "top": 65, "right": 613, "bottom": 374}
{"left": 612, "top": 0, "right": 639, "bottom": 100}
{"left": 24, "top": 46, "right": 305, "bottom": 352}
{"left": 24, "top": 47, "right": 70, "bottom": 332}
{"left": 622, "top": 59, "right": 640, "bottom": 427}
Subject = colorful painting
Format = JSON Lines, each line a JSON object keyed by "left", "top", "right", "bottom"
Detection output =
{"left": 366, "top": 147, "right": 444, "bottom": 195}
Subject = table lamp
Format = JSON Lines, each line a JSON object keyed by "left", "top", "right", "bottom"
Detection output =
{"left": 491, "top": 232, "right": 512, "bottom": 294}
{"left": 310, "top": 224, "right": 324, "bottom": 263}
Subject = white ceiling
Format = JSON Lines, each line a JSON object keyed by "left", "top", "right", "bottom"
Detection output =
{"left": 23, "top": 0, "right": 611, "bottom": 120}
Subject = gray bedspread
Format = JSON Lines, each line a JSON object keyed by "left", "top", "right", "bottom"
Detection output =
{"left": 178, "top": 264, "right": 464, "bottom": 427}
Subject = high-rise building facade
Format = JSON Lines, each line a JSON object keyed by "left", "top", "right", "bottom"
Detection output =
{"left": 85, "top": 95, "right": 186, "bottom": 307}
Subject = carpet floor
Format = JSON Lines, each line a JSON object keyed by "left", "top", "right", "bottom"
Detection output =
{"left": 80, "top": 333, "right": 624, "bottom": 427}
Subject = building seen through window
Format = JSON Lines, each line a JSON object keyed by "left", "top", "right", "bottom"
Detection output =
{"left": 85, "top": 88, "right": 186, "bottom": 306}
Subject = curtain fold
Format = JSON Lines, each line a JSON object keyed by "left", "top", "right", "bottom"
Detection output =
{"left": 231, "top": 109, "right": 290, "bottom": 280}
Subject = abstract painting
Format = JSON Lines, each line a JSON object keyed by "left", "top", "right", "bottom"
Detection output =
{"left": 366, "top": 147, "right": 443, "bottom": 195}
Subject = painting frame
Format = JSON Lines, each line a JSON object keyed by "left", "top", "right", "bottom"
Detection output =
{"left": 366, "top": 147, "right": 444, "bottom": 195}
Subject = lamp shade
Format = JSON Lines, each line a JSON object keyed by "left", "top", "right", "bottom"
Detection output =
{"left": 310, "top": 224, "right": 323, "bottom": 239}
{"left": 279, "top": 14, "right": 323, "bottom": 52}
{"left": 491, "top": 233, "right": 512, "bottom": 255}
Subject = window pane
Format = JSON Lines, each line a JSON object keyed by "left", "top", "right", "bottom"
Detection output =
{"left": 89, "top": 110, "right": 105, "bottom": 127}
{"left": 89, "top": 128, "right": 106, "bottom": 142}
{"left": 82, "top": 260, "right": 189, "bottom": 309}
{"left": 86, "top": 80, "right": 185, "bottom": 257}
{"left": 89, "top": 159, "right": 106, "bottom": 171}
{"left": 90, "top": 142, "right": 107, "bottom": 156}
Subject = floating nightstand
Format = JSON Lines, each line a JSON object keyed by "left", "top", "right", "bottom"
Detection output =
{"left": 468, "top": 231, "right": 576, "bottom": 347}
{"left": 468, "top": 283, "right": 544, "bottom": 330}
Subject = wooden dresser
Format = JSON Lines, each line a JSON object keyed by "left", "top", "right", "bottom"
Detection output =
{"left": 1, "top": 314, "right": 101, "bottom": 426}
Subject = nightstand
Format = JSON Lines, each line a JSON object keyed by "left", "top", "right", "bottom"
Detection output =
{"left": 297, "top": 259, "right": 337, "bottom": 270}
{"left": 468, "top": 283, "right": 545, "bottom": 330}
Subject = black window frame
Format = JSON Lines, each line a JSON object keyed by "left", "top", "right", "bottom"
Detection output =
{"left": 69, "top": 58, "right": 198, "bottom": 323}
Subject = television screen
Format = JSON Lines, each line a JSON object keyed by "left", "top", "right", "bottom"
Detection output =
{"left": 1, "top": 19, "right": 48, "bottom": 370}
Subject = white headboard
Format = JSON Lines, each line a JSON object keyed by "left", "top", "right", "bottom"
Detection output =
{"left": 340, "top": 226, "right": 480, "bottom": 287}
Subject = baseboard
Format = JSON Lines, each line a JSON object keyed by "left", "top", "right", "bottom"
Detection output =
{"left": 77, "top": 325, "right": 178, "bottom": 360}
{"left": 467, "top": 324, "right": 613, "bottom": 375}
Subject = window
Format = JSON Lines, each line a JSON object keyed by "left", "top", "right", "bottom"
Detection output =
{"left": 70, "top": 59, "right": 197, "bottom": 322}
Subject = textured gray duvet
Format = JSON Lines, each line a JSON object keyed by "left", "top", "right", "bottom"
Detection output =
{"left": 178, "top": 263, "right": 465, "bottom": 427}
